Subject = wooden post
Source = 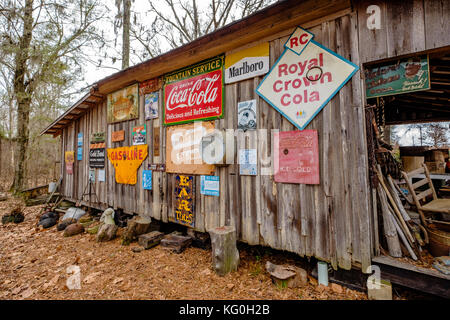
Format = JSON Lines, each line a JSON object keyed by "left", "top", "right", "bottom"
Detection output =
{"left": 208, "top": 226, "right": 240, "bottom": 276}
{"left": 387, "top": 208, "right": 418, "bottom": 261}
{"left": 376, "top": 167, "right": 415, "bottom": 245}
{"left": 377, "top": 184, "right": 402, "bottom": 257}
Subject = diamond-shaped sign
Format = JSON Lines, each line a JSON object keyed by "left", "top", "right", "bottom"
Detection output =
{"left": 256, "top": 27, "right": 358, "bottom": 130}
{"left": 284, "top": 26, "right": 314, "bottom": 55}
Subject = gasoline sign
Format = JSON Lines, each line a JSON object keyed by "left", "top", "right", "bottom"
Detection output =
{"left": 256, "top": 26, "right": 358, "bottom": 130}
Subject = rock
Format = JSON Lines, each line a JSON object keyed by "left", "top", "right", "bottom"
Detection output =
{"left": 61, "top": 207, "right": 86, "bottom": 222}
{"left": 0, "top": 193, "right": 7, "bottom": 201}
{"left": 368, "top": 279, "right": 392, "bottom": 300}
{"left": 161, "top": 234, "right": 192, "bottom": 254}
{"left": 331, "top": 283, "right": 344, "bottom": 294}
{"left": 121, "top": 215, "right": 151, "bottom": 245}
{"left": 12, "top": 212, "right": 24, "bottom": 224}
{"left": 38, "top": 217, "right": 57, "bottom": 229}
{"left": 208, "top": 226, "right": 239, "bottom": 276}
{"left": 40, "top": 211, "right": 59, "bottom": 222}
{"left": 131, "top": 247, "right": 144, "bottom": 253}
{"left": 187, "top": 229, "right": 211, "bottom": 249}
{"left": 79, "top": 214, "right": 93, "bottom": 224}
{"left": 265, "top": 261, "right": 308, "bottom": 288}
{"left": 2, "top": 206, "right": 25, "bottom": 224}
{"left": 2, "top": 215, "right": 14, "bottom": 224}
{"left": 96, "top": 223, "right": 118, "bottom": 242}
{"left": 138, "top": 231, "right": 164, "bottom": 249}
{"left": 57, "top": 219, "right": 76, "bottom": 231}
{"left": 86, "top": 224, "right": 100, "bottom": 235}
{"left": 63, "top": 223, "right": 85, "bottom": 237}
{"left": 100, "top": 208, "right": 115, "bottom": 225}
{"left": 80, "top": 220, "right": 94, "bottom": 228}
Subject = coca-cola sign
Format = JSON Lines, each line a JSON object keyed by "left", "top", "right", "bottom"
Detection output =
{"left": 164, "top": 56, "right": 224, "bottom": 125}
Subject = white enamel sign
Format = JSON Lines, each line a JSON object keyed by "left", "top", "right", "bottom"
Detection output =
{"left": 256, "top": 27, "right": 358, "bottom": 130}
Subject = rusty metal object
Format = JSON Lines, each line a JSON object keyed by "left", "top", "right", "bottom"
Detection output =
{"left": 427, "top": 223, "right": 450, "bottom": 257}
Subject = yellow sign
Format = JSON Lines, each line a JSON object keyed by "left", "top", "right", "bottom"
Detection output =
{"left": 225, "top": 42, "right": 269, "bottom": 84}
{"left": 65, "top": 151, "right": 74, "bottom": 164}
{"left": 107, "top": 145, "right": 148, "bottom": 185}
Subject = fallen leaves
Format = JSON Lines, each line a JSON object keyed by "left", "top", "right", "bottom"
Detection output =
{"left": 0, "top": 196, "right": 370, "bottom": 300}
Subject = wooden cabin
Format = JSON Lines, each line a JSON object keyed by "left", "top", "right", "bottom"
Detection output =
{"left": 41, "top": 0, "right": 450, "bottom": 283}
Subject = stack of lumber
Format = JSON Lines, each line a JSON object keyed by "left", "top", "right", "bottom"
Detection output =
{"left": 375, "top": 165, "right": 424, "bottom": 261}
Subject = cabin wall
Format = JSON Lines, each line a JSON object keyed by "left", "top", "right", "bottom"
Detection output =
{"left": 60, "top": 9, "right": 375, "bottom": 271}
{"left": 356, "top": 0, "right": 450, "bottom": 64}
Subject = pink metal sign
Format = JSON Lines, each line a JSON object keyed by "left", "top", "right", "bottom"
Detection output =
{"left": 274, "top": 129, "right": 319, "bottom": 185}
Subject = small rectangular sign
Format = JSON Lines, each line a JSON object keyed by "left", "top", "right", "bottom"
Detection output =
{"left": 225, "top": 42, "right": 269, "bottom": 84}
{"left": 90, "top": 132, "right": 105, "bottom": 144}
{"left": 153, "top": 127, "right": 160, "bottom": 157}
{"left": 139, "top": 78, "right": 163, "bottom": 95}
{"left": 77, "top": 147, "right": 83, "bottom": 161}
{"left": 89, "top": 148, "right": 105, "bottom": 168}
{"left": 144, "top": 92, "right": 159, "bottom": 120}
{"left": 274, "top": 129, "right": 319, "bottom": 184}
{"left": 112, "top": 130, "right": 125, "bottom": 142}
{"left": 132, "top": 125, "right": 146, "bottom": 145}
{"left": 172, "top": 175, "right": 195, "bottom": 228}
{"left": 200, "top": 176, "right": 220, "bottom": 196}
{"left": 143, "top": 170, "right": 152, "bottom": 190}
{"left": 365, "top": 54, "right": 430, "bottom": 98}
{"left": 148, "top": 164, "right": 165, "bottom": 172}
{"left": 89, "top": 169, "right": 95, "bottom": 182}
{"left": 238, "top": 99, "right": 257, "bottom": 131}
{"left": 239, "top": 149, "right": 257, "bottom": 176}
{"left": 77, "top": 133, "right": 83, "bottom": 147}
{"left": 98, "top": 169, "right": 105, "bottom": 182}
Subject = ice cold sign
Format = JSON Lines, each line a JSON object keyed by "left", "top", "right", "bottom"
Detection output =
{"left": 256, "top": 27, "right": 358, "bottom": 130}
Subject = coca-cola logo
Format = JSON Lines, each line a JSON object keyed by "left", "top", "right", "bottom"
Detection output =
{"left": 166, "top": 73, "right": 220, "bottom": 111}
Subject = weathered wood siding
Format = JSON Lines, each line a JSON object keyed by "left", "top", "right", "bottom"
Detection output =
{"left": 356, "top": 0, "right": 450, "bottom": 64}
{"left": 58, "top": 0, "right": 450, "bottom": 272}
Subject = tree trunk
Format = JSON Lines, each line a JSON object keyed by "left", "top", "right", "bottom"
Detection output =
{"left": 208, "top": 226, "right": 240, "bottom": 276}
{"left": 121, "top": 0, "right": 131, "bottom": 69}
{"left": 11, "top": 0, "right": 34, "bottom": 193}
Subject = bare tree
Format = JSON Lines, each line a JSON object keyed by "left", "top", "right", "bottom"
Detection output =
{"left": 0, "top": 0, "right": 105, "bottom": 192}
{"left": 145, "top": 0, "right": 274, "bottom": 53}
{"left": 114, "top": 0, "right": 133, "bottom": 69}
{"left": 426, "top": 123, "right": 449, "bottom": 147}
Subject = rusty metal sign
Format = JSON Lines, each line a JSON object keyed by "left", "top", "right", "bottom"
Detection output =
{"left": 171, "top": 175, "right": 195, "bottom": 228}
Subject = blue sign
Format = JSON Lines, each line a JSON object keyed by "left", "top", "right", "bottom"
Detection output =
{"left": 200, "top": 176, "right": 220, "bottom": 196}
{"left": 77, "top": 132, "right": 83, "bottom": 146}
{"left": 77, "top": 147, "right": 82, "bottom": 161}
{"left": 143, "top": 170, "right": 152, "bottom": 190}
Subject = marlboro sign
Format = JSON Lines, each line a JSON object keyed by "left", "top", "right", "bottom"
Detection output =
{"left": 256, "top": 27, "right": 358, "bottom": 130}
{"left": 163, "top": 56, "right": 224, "bottom": 126}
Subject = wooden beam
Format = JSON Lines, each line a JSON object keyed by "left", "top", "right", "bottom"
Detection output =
{"left": 372, "top": 255, "right": 450, "bottom": 299}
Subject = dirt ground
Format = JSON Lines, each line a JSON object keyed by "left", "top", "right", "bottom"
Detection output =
{"left": 0, "top": 196, "right": 377, "bottom": 300}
